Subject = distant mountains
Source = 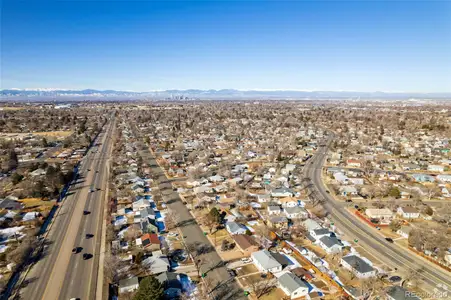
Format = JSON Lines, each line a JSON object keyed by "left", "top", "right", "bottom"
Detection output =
{"left": 1, "top": 88, "right": 450, "bottom": 100}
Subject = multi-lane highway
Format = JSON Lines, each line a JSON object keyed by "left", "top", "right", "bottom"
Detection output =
{"left": 19, "top": 118, "right": 114, "bottom": 300}
{"left": 305, "top": 135, "right": 451, "bottom": 291}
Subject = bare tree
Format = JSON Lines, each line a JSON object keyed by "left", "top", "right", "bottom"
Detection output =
{"left": 247, "top": 274, "right": 275, "bottom": 299}
{"left": 125, "top": 224, "right": 141, "bottom": 241}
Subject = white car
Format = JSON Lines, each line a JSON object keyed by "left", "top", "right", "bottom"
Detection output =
{"left": 168, "top": 232, "right": 178, "bottom": 237}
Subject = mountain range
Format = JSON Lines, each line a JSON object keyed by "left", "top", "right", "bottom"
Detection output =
{"left": 1, "top": 88, "right": 450, "bottom": 100}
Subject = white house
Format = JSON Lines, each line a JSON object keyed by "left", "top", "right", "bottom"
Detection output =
{"left": 257, "top": 194, "right": 271, "bottom": 203}
{"left": 397, "top": 226, "right": 412, "bottom": 238}
{"left": 397, "top": 207, "right": 420, "bottom": 219}
{"left": 278, "top": 272, "right": 309, "bottom": 299}
{"left": 428, "top": 164, "right": 445, "bottom": 173}
{"left": 226, "top": 221, "right": 248, "bottom": 235}
{"left": 365, "top": 208, "right": 393, "bottom": 223}
{"left": 341, "top": 255, "right": 376, "bottom": 278}
{"left": 251, "top": 250, "right": 282, "bottom": 273}
{"left": 310, "top": 228, "right": 330, "bottom": 240}
{"left": 317, "top": 236, "right": 343, "bottom": 254}
{"left": 437, "top": 174, "right": 451, "bottom": 183}
{"left": 119, "top": 277, "right": 139, "bottom": 294}
{"left": 284, "top": 206, "right": 308, "bottom": 219}
{"left": 271, "top": 187, "right": 295, "bottom": 198}
{"left": 278, "top": 197, "right": 298, "bottom": 208}
{"left": 334, "top": 172, "right": 349, "bottom": 184}
{"left": 267, "top": 205, "right": 281, "bottom": 215}
{"left": 340, "top": 186, "right": 358, "bottom": 197}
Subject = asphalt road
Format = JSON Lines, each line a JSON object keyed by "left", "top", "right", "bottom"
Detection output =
{"left": 20, "top": 119, "right": 114, "bottom": 300}
{"left": 305, "top": 135, "right": 451, "bottom": 291}
{"left": 132, "top": 131, "right": 245, "bottom": 300}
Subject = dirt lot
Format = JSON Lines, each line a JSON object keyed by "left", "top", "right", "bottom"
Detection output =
{"left": 235, "top": 264, "right": 259, "bottom": 277}
{"left": 33, "top": 131, "right": 73, "bottom": 138}
{"left": 259, "top": 287, "right": 286, "bottom": 300}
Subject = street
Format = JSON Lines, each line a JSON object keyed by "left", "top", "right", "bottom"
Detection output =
{"left": 133, "top": 131, "right": 245, "bottom": 300}
{"left": 305, "top": 135, "right": 451, "bottom": 291}
{"left": 19, "top": 118, "right": 114, "bottom": 300}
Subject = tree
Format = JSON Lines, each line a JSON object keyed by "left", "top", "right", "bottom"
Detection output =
{"left": 133, "top": 276, "right": 164, "bottom": 300}
{"left": 41, "top": 137, "right": 48, "bottom": 147}
{"left": 359, "top": 276, "right": 385, "bottom": 299}
{"left": 389, "top": 220, "right": 402, "bottom": 232}
{"left": 125, "top": 224, "right": 141, "bottom": 241}
{"left": 208, "top": 207, "right": 222, "bottom": 224}
{"left": 11, "top": 173, "right": 24, "bottom": 185}
{"left": 248, "top": 274, "right": 275, "bottom": 298}
{"left": 425, "top": 185, "right": 440, "bottom": 201}
{"left": 104, "top": 253, "right": 126, "bottom": 284}
{"left": 2, "top": 149, "right": 18, "bottom": 171}
{"left": 388, "top": 187, "right": 401, "bottom": 199}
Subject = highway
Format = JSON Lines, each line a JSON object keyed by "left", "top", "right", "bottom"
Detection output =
{"left": 19, "top": 118, "right": 114, "bottom": 300}
{"left": 305, "top": 135, "right": 451, "bottom": 291}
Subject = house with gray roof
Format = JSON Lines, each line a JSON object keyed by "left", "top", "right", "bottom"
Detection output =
{"left": 310, "top": 228, "right": 330, "bottom": 240}
{"left": 284, "top": 206, "right": 308, "bottom": 219}
{"left": 118, "top": 276, "right": 139, "bottom": 294}
{"left": 251, "top": 250, "right": 282, "bottom": 273}
{"left": 341, "top": 255, "right": 376, "bottom": 278}
{"left": 386, "top": 286, "right": 421, "bottom": 300}
{"left": 317, "top": 236, "right": 343, "bottom": 254}
{"left": 278, "top": 272, "right": 309, "bottom": 299}
{"left": 225, "top": 221, "right": 247, "bottom": 235}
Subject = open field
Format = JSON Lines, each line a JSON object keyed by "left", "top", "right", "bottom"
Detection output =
{"left": 31, "top": 131, "right": 73, "bottom": 137}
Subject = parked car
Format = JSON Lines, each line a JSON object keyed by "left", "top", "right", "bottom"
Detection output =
{"left": 241, "top": 258, "right": 252, "bottom": 264}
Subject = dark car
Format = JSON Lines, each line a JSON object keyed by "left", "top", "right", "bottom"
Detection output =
{"left": 228, "top": 269, "right": 237, "bottom": 277}
{"left": 389, "top": 276, "right": 402, "bottom": 283}
{"left": 385, "top": 237, "right": 394, "bottom": 243}
{"left": 346, "top": 199, "right": 353, "bottom": 203}
{"left": 96, "top": 170, "right": 99, "bottom": 173}
{"left": 72, "top": 247, "right": 82, "bottom": 254}
{"left": 83, "top": 210, "right": 90, "bottom": 215}
{"left": 83, "top": 253, "right": 92, "bottom": 260}
{"left": 85, "top": 233, "right": 94, "bottom": 239}
{"left": 326, "top": 190, "right": 330, "bottom": 193}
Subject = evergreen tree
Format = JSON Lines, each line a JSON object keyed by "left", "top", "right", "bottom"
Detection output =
{"left": 133, "top": 276, "right": 164, "bottom": 300}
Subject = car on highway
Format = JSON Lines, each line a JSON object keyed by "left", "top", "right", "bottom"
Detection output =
{"left": 385, "top": 237, "right": 394, "bottom": 243}
{"left": 345, "top": 199, "right": 352, "bottom": 202}
{"left": 96, "top": 170, "right": 99, "bottom": 173}
{"left": 85, "top": 233, "right": 94, "bottom": 239}
{"left": 72, "top": 247, "right": 82, "bottom": 254}
{"left": 83, "top": 210, "right": 90, "bottom": 215}
{"left": 83, "top": 253, "right": 93, "bottom": 260}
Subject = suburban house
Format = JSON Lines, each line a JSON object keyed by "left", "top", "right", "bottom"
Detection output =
{"left": 437, "top": 174, "right": 451, "bottom": 183}
{"left": 341, "top": 255, "right": 376, "bottom": 278}
{"left": 233, "top": 234, "right": 259, "bottom": 256}
{"left": 142, "top": 251, "right": 170, "bottom": 274}
{"left": 365, "top": 208, "right": 394, "bottom": 223}
{"left": 410, "top": 174, "right": 435, "bottom": 183}
{"left": 118, "top": 276, "right": 139, "bottom": 294}
{"left": 291, "top": 267, "right": 314, "bottom": 281}
{"left": 271, "top": 187, "right": 295, "bottom": 198}
{"left": 386, "top": 286, "right": 421, "bottom": 300}
{"left": 251, "top": 250, "right": 283, "bottom": 273}
{"left": 317, "top": 236, "right": 343, "bottom": 254}
{"left": 428, "top": 164, "right": 445, "bottom": 173}
{"left": 278, "top": 197, "right": 299, "bottom": 208}
{"left": 284, "top": 206, "right": 308, "bottom": 219}
{"left": 257, "top": 194, "right": 271, "bottom": 203}
{"left": 278, "top": 272, "right": 309, "bottom": 299}
{"left": 303, "top": 219, "right": 322, "bottom": 232}
{"left": 346, "top": 159, "right": 362, "bottom": 168}
{"left": 226, "top": 221, "right": 248, "bottom": 235}
{"left": 267, "top": 205, "right": 281, "bottom": 215}
{"left": 397, "top": 226, "right": 412, "bottom": 239}
{"left": 137, "top": 233, "right": 161, "bottom": 251}
{"left": 267, "top": 216, "right": 289, "bottom": 229}
{"left": 397, "top": 207, "right": 420, "bottom": 219}
{"left": 340, "top": 186, "right": 358, "bottom": 197}
{"left": 156, "top": 272, "right": 183, "bottom": 299}
{"left": 310, "top": 228, "right": 330, "bottom": 241}
{"left": 334, "top": 172, "right": 349, "bottom": 184}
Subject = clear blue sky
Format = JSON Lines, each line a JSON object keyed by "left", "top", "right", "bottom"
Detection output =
{"left": 1, "top": 1, "right": 450, "bottom": 92}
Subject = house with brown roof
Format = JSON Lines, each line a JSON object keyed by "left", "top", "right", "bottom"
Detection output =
{"left": 232, "top": 234, "right": 259, "bottom": 256}
{"left": 138, "top": 233, "right": 160, "bottom": 251}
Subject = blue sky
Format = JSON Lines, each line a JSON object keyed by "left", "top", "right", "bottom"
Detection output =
{"left": 1, "top": 1, "right": 450, "bottom": 92}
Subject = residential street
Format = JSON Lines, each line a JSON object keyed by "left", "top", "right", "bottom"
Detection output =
{"left": 305, "top": 135, "right": 451, "bottom": 291}
{"left": 133, "top": 131, "right": 245, "bottom": 300}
